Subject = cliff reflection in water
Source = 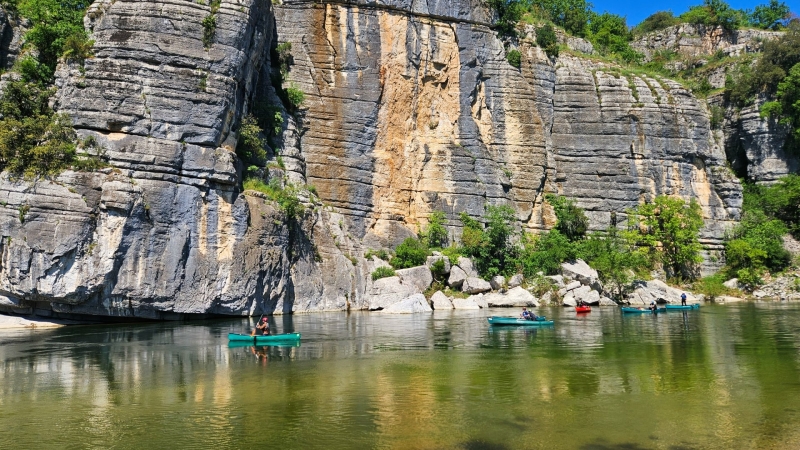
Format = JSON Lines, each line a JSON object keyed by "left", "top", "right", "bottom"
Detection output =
{"left": 1, "top": 304, "right": 800, "bottom": 449}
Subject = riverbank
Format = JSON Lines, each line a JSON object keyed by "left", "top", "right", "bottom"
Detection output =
{"left": 0, "top": 314, "right": 71, "bottom": 329}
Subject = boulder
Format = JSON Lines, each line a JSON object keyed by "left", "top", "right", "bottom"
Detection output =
{"left": 382, "top": 294, "right": 433, "bottom": 313}
{"left": 426, "top": 255, "right": 451, "bottom": 275}
{"left": 717, "top": 295, "right": 744, "bottom": 303}
{"left": 485, "top": 286, "right": 538, "bottom": 307}
{"left": 447, "top": 265, "right": 468, "bottom": 289}
{"left": 578, "top": 289, "right": 601, "bottom": 306}
{"left": 557, "top": 280, "right": 582, "bottom": 297}
{"left": 599, "top": 296, "right": 617, "bottom": 306}
{"left": 452, "top": 297, "right": 480, "bottom": 309}
{"left": 395, "top": 266, "right": 433, "bottom": 293}
{"left": 462, "top": 277, "right": 492, "bottom": 294}
{"left": 562, "top": 292, "right": 577, "bottom": 307}
{"left": 489, "top": 275, "right": 506, "bottom": 291}
{"left": 508, "top": 274, "right": 524, "bottom": 288}
{"left": 561, "top": 259, "right": 601, "bottom": 289}
{"left": 546, "top": 275, "right": 565, "bottom": 287}
{"left": 539, "top": 291, "right": 554, "bottom": 306}
{"left": 471, "top": 293, "right": 489, "bottom": 308}
{"left": 723, "top": 278, "right": 740, "bottom": 289}
{"left": 627, "top": 280, "right": 698, "bottom": 305}
{"left": 457, "top": 257, "right": 480, "bottom": 278}
{"left": 369, "top": 276, "right": 417, "bottom": 310}
{"left": 430, "top": 291, "right": 454, "bottom": 310}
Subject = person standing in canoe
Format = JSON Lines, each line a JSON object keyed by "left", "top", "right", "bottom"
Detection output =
{"left": 252, "top": 317, "right": 270, "bottom": 336}
{"left": 681, "top": 292, "right": 687, "bottom": 306}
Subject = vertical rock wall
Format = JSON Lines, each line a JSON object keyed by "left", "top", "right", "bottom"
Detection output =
{"left": 275, "top": 0, "right": 741, "bottom": 262}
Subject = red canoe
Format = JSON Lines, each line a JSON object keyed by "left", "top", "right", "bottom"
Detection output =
{"left": 575, "top": 306, "right": 592, "bottom": 313}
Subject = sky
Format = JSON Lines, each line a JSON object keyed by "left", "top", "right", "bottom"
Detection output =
{"left": 590, "top": 0, "right": 798, "bottom": 27}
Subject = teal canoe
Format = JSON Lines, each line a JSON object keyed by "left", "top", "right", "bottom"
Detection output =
{"left": 621, "top": 307, "right": 666, "bottom": 314}
{"left": 488, "top": 316, "right": 554, "bottom": 326}
{"left": 228, "top": 340, "right": 300, "bottom": 348}
{"left": 665, "top": 304, "right": 700, "bottom": 310}
{"left": 228, "top": 332, "right": 301, "bottom": 344}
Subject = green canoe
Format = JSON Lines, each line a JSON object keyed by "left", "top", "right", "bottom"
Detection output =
{"left": 487, "top": 316, "right": 554, "bottom": 326}
{"left": 621, "top": 307, "right": 666, "bottom": 314}
{"left": 228, "top": 332, "right": 301, "bottom": 344}
{"left": 665, "top": 304, "right": 700, "bottom": 310}
{"left": 227, "top": 340, "right": 300, "bottom": 348}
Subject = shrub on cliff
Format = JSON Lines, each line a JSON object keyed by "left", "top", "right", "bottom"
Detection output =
{"left": 371, "top": 266, "right": 396, "bottom": 281}
{"left": 237, "top": 114, "right": 267, "bottom": 163}
{"left": 535, "top": 23, "right": 559, "bottom": 57}
{"left": 391, "top": 237, "right": 430, "bottom": 269}
{"left": 506, "top": 49, "right": 521, "bottom": 68}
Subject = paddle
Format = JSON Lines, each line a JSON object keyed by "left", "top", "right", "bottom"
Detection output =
{"left": 251, "top": 313, "right": 264, "bottom": 337}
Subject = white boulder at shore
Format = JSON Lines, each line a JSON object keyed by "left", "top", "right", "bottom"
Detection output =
{"left": 485, "top": 287, "right": 538, "bottom": 307}
{"left": 382, "top": 294, "right": 433, "bottom": 313}
{"left": 462, "top": 277, "right": 492, "bottom": 294}
{"left": 452, "top": 297, "right": 480, "bottom": 310}
{"left": 430, "top": 291, "right": 454, "bottom": 310}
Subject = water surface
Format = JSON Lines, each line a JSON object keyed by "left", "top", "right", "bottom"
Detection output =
{"left": 2, "top": 303, "right": 800, "bottom": 449}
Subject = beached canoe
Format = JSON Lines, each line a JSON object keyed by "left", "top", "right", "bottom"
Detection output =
{"left": 665, "top": 304, "right": 700, "bottom": 310}
{"left": 228, "top": 332, "right": 301, "bottom": 344}
{"left": 621, "top": 307, "right": 666, "bottom": 314}
{"left": 575, "top": 306, "right": 591, "bottom": 313}
{"left": 488, "top": 316, "right": 554, "bottom": 326}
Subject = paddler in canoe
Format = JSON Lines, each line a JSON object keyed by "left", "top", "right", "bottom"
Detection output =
{"left": 520, "top": 307, "right": 539, "bottom": 321}
{"left": 251, "top": 317, "right": 271, "bottom": 336}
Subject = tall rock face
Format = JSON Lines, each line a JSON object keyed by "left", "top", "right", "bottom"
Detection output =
{"left": 0, "top": 0, "right": 365, "bottom": 318}
{"left": 632, "top": 24, "right": 798, "bottom": 183}
{"left": 274, "top": 1, "right": 741, "bottom": 260}
{"left": 0, "top": 0, "right": 748, "bottom": 319}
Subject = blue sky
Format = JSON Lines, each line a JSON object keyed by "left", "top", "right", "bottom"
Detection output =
{"left": 591, "top": 0, "right": 797, "bottom": 27}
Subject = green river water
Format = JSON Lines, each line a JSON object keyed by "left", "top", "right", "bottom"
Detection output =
{"left": 1, "top": 303, "right": 800, "bottom": 449}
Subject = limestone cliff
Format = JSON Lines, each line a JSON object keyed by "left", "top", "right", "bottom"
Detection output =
{"left": 0, "top": 0, "right": 756, "bottom": 318}
{"left": 275, "top": 0, "right": 740, "bottom": 258}
{"left": 0, "top": 0, "right": 367, "bottom": 318}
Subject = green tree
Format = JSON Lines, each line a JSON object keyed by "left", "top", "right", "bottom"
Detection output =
{"left": 487, "top": 0, "right": 524, "bottom": 37}
{"left": 459, "top": 205, "right": 519, "bottom": 277}
{"left": 626, "top": 196, "right": 705, "bottom": 280}
{"left": 545, "top": 194, "right": 589, "bottom": 241}
{"left": 18, "top": 0, "right": 91, "bottom": 72}
{"left": 530, "top": 0, "right": 592, "bottom": 36}
{"left": 422, "top": 210, "right": 449, "bottom": 249}
{"left": 587, "top": 12, "right": 633, "bottom": 57}
{"left": 518, "top": 230, "right": 575, "bottom": 276}
{"left": 580, "top": 227, "right": 649, "bottom": 301}
{"left": 748, "top": 0, "right": 790, "bottom": 30}
{"left": 760, "top": 62, "right": 800, "bottom": 147}
{"left": 680, "top": 0, "right": 745, "bottom": 31}
{"left": 633, "top": 11, "right": 680, "bottom": 35}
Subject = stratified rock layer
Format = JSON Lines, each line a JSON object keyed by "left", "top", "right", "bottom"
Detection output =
{"left": 275, "top": 0, "right": 741, "bottom": 263}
